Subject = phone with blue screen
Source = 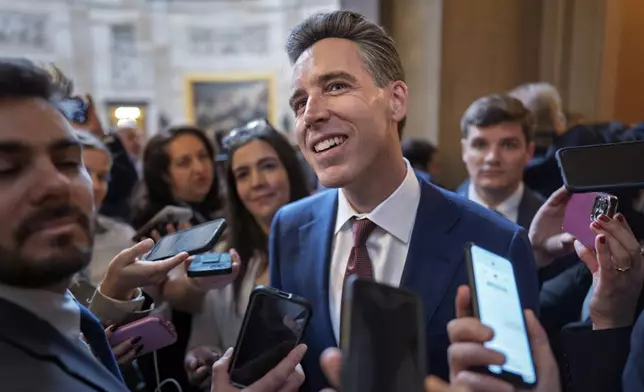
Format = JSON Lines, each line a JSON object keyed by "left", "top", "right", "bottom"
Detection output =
{"left": 464, "top": 243, "right": 537, "bottom": 389}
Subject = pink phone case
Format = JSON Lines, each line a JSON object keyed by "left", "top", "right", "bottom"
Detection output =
{"left": 108, "top": 315, "right": 177, "bottom": 356}
{"left": 562, "top": 193, "right": 614, "bottom": 250}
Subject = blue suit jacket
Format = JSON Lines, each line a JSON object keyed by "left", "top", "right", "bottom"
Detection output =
{"left": 269, "top": 179, "right": 540, "bottom": 391}
{"left": 0, "top": 298, "right": 127, "bottom": 392}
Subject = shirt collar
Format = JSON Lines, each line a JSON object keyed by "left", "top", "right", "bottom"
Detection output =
{"left": 335, "top": 159, "right": 421, "bottom": 243}
{"left": 0, "top": 283, "right": 81, "bottom": 343}
{"left": 468, "top": 182, "right": 524, "bottom": 218}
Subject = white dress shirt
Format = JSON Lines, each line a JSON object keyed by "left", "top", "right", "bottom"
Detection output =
{"left": 0, "top": 283, "right": 92, "bottom": 354}
{"left": 468, "top": 182, "right": 525, "bottom": 224}
{"left": 329, "top": 159, "right": 421, "bottom": 342}
{"left": 189, "top": 250, "right": 264, "bottom": 352}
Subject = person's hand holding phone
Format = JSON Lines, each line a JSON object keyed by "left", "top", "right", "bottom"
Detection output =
{"left": 68, "top": 94, "right": 104, "bottom": 138}
{"left": 528, "top": 187, "right": 576, "bottom": 268}
{"left": 104, "top": 325, "right": 143, "bottom": 365}
{"left": 160, "top": 249, "right": 240, "bottom": 313}
{"left": 210, "top": 345, "right": 307, "bottom": 392}
{"left": 100, "top": 239, "right": 189, "bottom": 301}
{"left": 185, "top": 346, "right": 221, "bottom": 391}
{"left": 318, "top": 347, "right": 471, "bottom": 392}
{"left": 446, "top": 286, "right": 560, "bottom": 392}
{"left": 574, "top": 213, "right": 644, "bottom": 330}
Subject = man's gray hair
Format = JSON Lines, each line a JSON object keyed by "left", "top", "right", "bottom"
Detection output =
{"left": 285, "top": 10, "right": 405, "bottom": 87}
{"left": 509, "top": 82, "right": 565, "bottom": 132}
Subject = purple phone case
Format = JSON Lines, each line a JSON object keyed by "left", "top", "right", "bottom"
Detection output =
{"left": 108, "top": 316, "right": 177, "bottom": 356}
{"left": 562, "top": 193, "right": 600, "bottom": 250}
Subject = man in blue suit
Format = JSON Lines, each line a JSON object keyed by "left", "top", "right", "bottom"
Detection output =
{"left": 271, "top": 10, "right": 540, "bottom": 391}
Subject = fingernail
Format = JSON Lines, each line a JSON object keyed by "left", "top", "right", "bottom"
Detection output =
{"left": 135, "top": 345, "right": 144, "bottom": 355}
{"left": 109, "top": 325, "right": 118, "bottom": 332}
{"left": 616, "top": 214, "right": 624, "bottom": 222}
{"left": 599, "top": 236, "right": 606, "bottom": 244}
{"left": 222, "top": 347, "right": 233, "bottom": 359}
{"left": 592, "top": 221, "right": 602, "bottom": 229}
{"left": 294, "top": 344, "right": 308, "bottom": 361}
{"left": 598, "top": 214, "right": 610, "bottom": 223}
{"left": 132, "top": 336, "right": 142, "bottom": 344}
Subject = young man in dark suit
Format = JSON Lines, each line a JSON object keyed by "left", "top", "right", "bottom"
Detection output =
{"left": 270, "top": 11, "right": 540, "bottom": 391}
{"left": 456, "top": 94, "right": 544, "bottom": 231}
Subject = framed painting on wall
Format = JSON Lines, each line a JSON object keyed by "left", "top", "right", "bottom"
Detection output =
{"left": 185, "top": 73, "right": 276, "bottom": 136}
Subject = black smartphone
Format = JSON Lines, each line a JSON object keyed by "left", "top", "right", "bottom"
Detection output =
{"left": 146, "top": 218, "right": 226, "bottom": 261}
{"left": 59, "top": 97, "right": 89, "bottom": 124}
{"left": 340, "top": 276, "right": 426, "bottom": 392}
{"left": 187, "top": 253, "right": 232, "bottom": 277}
{"left": 228, "top": 286, "right": 312, "bottom": 388}
{"left": 556, "top": 141, "right": 644, "bottom": 192}
{"left": 465, "top": 243, "right": 537, "bottom": 389}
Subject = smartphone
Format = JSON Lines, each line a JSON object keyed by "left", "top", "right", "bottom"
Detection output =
{"left": 465, "top": 243, "right": 537, "bottom": 389}
{"left": 556, "top": 141, "right": 644, "bottom": 192}
{"left": 228, "top": 286, "right": 312, "bottom": 388}
{"left": 108, "top": 315, "right": 177, "bottom": 356}
{"left": 563, "top": 192, "right": 618, "bottom": 249}
{"left": 59, "top": 97, "right": 89, "bottom": 124}
{"left": 187, "top": 252, "right": 232, "bottom": 277}
{"left": 132, "top": 205, "right": 194, "bottom": 242}
{"left": 145, "top": 218, "right": 226, "bottom": 261}
{"left": 340, "top": 276, "right": 426, "bottom": 392}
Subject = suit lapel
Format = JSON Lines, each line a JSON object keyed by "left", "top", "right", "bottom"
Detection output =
{"left": 298, "top": 190, "right": 338, "bottom": 346}
{"left": 0, "top": 298, "right": 125, "bottom": 391}
{"left": 517, "top": 191, "right": 530, "bottom": 229}
{"left": 517, "top": 188, "right": 543, "bottom": 230}
{"left": 400, "top": 183, "right": 463, "bottom": 322}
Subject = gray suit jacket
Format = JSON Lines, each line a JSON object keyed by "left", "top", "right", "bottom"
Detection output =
{"left": 0, "top": 298, "right": 128, "bottom": 392}
{"left": 455, "top": 180, "right": 545, "bottom": 230}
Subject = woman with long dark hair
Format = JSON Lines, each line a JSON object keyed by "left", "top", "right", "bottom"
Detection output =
{"left": 185, "top": 120, "right": 310, "bottom": 389}
{"left": 131, "top": 125, "right": 223, "bottom": 230}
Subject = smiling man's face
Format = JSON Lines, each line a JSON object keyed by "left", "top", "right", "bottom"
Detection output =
{"left": 289, "top": 38, "right": 397, "bottom": 189}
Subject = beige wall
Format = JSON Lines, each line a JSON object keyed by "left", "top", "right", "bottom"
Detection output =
{"left": 382, "top": 0, "right": 644, "bottom": 189}
{"left": 383, "top": 0, "right": 542, "bottom": 189}
{"left": 606, "top": 0, "right": 644, "bottom": 123}
{"left": 437, "top": 0, "right": 542, "bottom": 189}
{"left": 381, "top": 0, "right": 443, "bottom": 146}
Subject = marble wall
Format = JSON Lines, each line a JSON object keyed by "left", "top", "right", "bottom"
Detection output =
{"left": 0, "top": 0, "right": 339, "bottom": 136}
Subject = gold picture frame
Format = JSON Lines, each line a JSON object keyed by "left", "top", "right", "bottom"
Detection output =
{"left": 185, "top": 73, "right": 277, "bottom": 134}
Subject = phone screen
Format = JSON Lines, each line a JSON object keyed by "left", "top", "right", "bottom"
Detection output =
{"left": 341, "top": 278, "right": 425, "bottom": 392}
{"left": 147, "top": 219, "right": 224, "bottom": 261}
{"left": 229, "top": 290, "right": 310, "bottom": 387}
{"left": 59, "top": 98, "right": 88, "bottom": 124}
{"left": 558, "top": 141, "right": 644, "bottom": 190}
{"left": 469, "top": 245, "right": 537, "bottom": 386}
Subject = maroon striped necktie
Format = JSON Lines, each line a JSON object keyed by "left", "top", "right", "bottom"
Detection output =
{"left": 344, "top": 217, "right": 378, "bottom": 281}
{"left": 339, "top": 218, "right": 378, "bottom": 343}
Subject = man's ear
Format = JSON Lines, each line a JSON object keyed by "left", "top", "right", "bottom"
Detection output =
{"left": 525, "top": 141, "right": 536, "bottom": 163}
{"left": 461, "top": 138, "right": 468, "bottom": 164}
{"left": 389, "top": 81, "right": 408, "bottom": 122}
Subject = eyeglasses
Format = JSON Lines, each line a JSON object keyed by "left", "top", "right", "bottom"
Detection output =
{"left": 222, "top": 118, "right": 270, "bottom": 148}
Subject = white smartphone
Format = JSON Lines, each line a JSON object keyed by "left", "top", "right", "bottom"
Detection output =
{"left": 132, "top": 205, "right": 193, "bottom": 242}
{"left": 465, "top": 243, "right": 537, "bottom": 389}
